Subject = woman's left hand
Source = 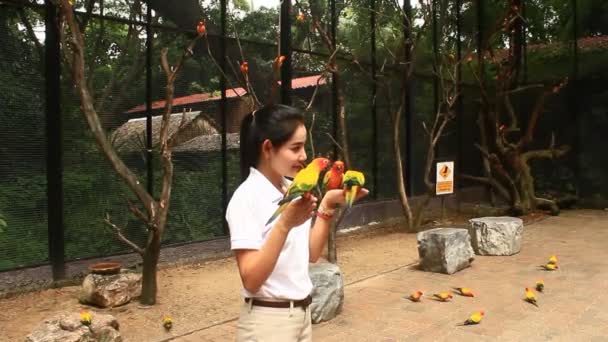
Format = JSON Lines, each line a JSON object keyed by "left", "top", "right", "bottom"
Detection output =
{"left": 322, "top": 188, "right": 369, "bottom": 208}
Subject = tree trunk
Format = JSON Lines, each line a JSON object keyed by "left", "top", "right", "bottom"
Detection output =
{"left": 140, "top": 234, "right": 161, "bottom": 305}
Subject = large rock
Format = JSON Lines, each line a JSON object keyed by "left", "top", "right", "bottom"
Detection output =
{"left": 26, "top": 312, "right": 121, "bottom": 342}
{"left": 468, "top": 216, "right": 524, "bottom": 255}
{"left": 309, "top": 262, "right": 344, "bottom": 324}
{"left": 79, "top": 271, "right": 141, "bottom": 308}
{"left": 417, "top": 228, "right": 475, "bottom": 274}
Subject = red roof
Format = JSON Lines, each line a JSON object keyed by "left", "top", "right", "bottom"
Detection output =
{"left": 125, "top": 74, "right": 327, "bottom": 114}
{"left": 125, "top": 87, "right": 246, "bottom": 114}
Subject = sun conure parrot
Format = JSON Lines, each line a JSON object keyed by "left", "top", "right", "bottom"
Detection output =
{"left": 453, "top": 287, "right": 475, "bottom": 297}
{"left": 266, "top": 157, "right": 331, "bottom": 225}
{"left": 548, "top": 255, "right": 558, "bottom": 265}
{"left": 536, "top": 279, "right": 544, "bottom": 292}
{"left": 459, "top": 310, "right": 485, "bottom": 325}
{"left": 342, "top": 170, "right": 365, "bottom": 208}
{"left": 80, "top": 310, "right": 92, "bottom": 326}
{"left": 433, "top": 292, "right": 453, "bottom": 302}
{"left": 524, "top": 288, "right": 538, "bottom": 307}
{"left": 321, "top": 160, "right": 345, "bottom": 196}
{"left": 408, "top": 290, "right": 423, "bottom": 302}
{"left": 540, "top": 263, "right": 558, "bottom": 271}
{"left": 163, "top": 315, "right": 173, "bottom": 331}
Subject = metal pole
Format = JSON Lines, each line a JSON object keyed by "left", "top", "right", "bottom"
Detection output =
{"left": 45, "top": 0, "right": 65, "bottom": 280}
{"left": 280, "top": 0, "right": 292, "bottom": 105}
{"left": 220, "top": 0, "right": 229, "bottom": 235}
{"left": 404, "top": 0, "right": 413, "bottom": 196}
{"left": 145, "top": 1, "right": 153, "bottom": 196}
{"left": 456, "top": 0, "right": 463, "bottom": 190}
{"left": 371, "top": 0, "right": 378, "bottom": 199}
{"left": 522, "top": 0, "right": 528, "bottom": 83}
{"left": 431, "top": 0, "right": 439, "bottom": 160}
{"left": 330, "top": 0, "right": 339, "bottom": 160}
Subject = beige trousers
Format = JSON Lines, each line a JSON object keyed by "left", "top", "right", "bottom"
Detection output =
{"left": 236, "top": 299, "right": 312, "bottom": 342}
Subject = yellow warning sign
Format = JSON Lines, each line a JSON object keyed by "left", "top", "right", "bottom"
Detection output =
{"left": 436, "top": 161, "right": 454, "bottom": 195}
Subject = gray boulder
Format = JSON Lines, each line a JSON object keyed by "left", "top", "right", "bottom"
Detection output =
{"left": 417, "top": 228, "right": 475, "bottom": 274}
{"left": 309, "top": 262, "right": 344, "bottom": 324}
{"left": 468, "top": 216, "right": 524, "bottom": 255}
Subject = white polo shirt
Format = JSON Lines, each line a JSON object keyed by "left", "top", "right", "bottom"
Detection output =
{"left": 226, "top": 167, "right": 313, "bottom": 300}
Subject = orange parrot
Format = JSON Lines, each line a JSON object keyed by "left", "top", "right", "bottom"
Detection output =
{"left": 196, "top": 21, "right": 206, "bottom": 35}
{"left": 321, "top": 161, "right": 345, "bottom": 195}
{"left": 408, "top": 290, "right": 423, "bottom": 302}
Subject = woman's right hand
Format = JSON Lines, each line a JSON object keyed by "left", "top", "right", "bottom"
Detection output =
{"left": 276, "top": 195, "right": 318, "bottom": 231}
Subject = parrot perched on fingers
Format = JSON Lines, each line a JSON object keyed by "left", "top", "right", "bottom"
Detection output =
{"left": 458, "top": 310, "right": 485, "bottom": 326}
{"left": 408, "top": 290, "right": 423, "bottom": 302}
{"left": 266, "top": 157, "right": 331, "bottom": 225}
{"left": 343, "top": 170, "right": 365, "bottom": 208}
{"left": 524, "top": 288, "right": 538, "bottom": 307}
{"left": 433, "top": 292, "right": 453, "bottom": 302}
{"left": 321, "top": 161, "right": 345, "bottom": 196}
{"left": 453, "top": 287, "right": 475, "bottom": 297}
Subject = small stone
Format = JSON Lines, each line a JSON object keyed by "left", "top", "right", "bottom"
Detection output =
{"left": 468, "top": 216, "right": 524, "bottom": 256}
{"left": 309, "top": 262, "right": 344, "bottom": 324}
{"left": 417, "top": 228, "right": 475, "bottom": 274}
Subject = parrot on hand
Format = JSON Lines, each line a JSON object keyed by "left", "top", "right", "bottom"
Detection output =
{"left": 536, "top": 279, "right": 544, "bottom": 292}
{"left": 408, "top": 290, "right": 423, "bottom": 302}
{"left": 343, "top": 170, "right": 365, "bottom": 208}
{"left": 453, "top": 287, "right": 475, "bottom": 297}
{"left": 321, "top": 160, "right": 345, "bottom": 196}
{"left": 458, "top": 310, "right": 485, "bottom": 326}
{"left": 433, "top": 292, "right": 453, "bottom": 302}
{"left": 524, "top": 288, "right": 538, "bottom": 307}
{"left": 266, "top": 157, "right": 331, "bottom": 225}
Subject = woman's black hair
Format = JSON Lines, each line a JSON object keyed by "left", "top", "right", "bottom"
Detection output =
{"left": 239, "top": 104, "right": 305, "bottom": 180}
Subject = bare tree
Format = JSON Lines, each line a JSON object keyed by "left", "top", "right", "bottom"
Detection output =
{"left": 461, "top": 0, "right": 570, "bottom": 215}
{"left": 56, "top": 0, "right": 209, "bottom": 304}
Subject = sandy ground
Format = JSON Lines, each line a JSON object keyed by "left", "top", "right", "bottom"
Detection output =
{"left": 0, "top": 211, "right": 549, "bottom": 341}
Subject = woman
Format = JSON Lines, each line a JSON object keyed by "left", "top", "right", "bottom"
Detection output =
{"left": 226, "top": 104, "right": 367, "bottom": 341}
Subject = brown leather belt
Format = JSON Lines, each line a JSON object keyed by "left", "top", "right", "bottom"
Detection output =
{"left": 245, "top": 295, "right": 312, "bottom": 309}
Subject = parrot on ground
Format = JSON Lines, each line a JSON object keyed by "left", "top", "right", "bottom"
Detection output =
{"left": 524, "top": 288, "right": 538, "bottom": 307}
{"left": 266, "top": 157, "right": 331, "bottom": 225}
{"left": 408, "top": 290, "right": 423, "bottom": 302}
{"left": 453, "top": 287, "right": 475, "bottom": 297}
{"left": 458, "top": 310, "right": 485, "bottom": 326}
{"left": 321, "top": 161, "right": 345, "bottom": 195}
{"left": 548, "top": 255, "right": 558, "bottom": 265}
{"left": 80, "top": 310, "right": 92, "bottom": 326}
{"left": 536, "top": 279, "right": 544, "bottom": 293}
{"left": 540, "top": 263, "right": 559, "bottom": 271}
{"left": 163, "top": 315, "right": 173, "bottom": 331}
{"left": 433, "top": 292, "right": 453, "bottom": 302}
{"left": 343, "top": 170, "right": 365, "bottom": 208}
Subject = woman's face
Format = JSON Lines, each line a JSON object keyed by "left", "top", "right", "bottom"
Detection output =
{"left": 269, "top": 123, "right": 308, "bottom": 178}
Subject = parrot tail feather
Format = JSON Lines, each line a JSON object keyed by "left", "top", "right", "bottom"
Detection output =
{"left": 266, "top": 203, "right": 288, "bottom": 226}
{"left": 345, "top": 186, "right": 359, "bottom": 208}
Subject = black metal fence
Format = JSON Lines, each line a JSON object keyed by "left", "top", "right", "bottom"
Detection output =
{"left": 1, "top": 0, "right": 606, "bottom": 279}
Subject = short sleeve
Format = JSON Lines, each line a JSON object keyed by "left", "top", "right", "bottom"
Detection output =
{"left": 226, "top": 194, "right": 263, "bottom": 250}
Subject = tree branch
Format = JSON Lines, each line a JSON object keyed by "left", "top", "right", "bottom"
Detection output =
{"left": 104, "top": 214, "right": 145, "bottom": 256}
